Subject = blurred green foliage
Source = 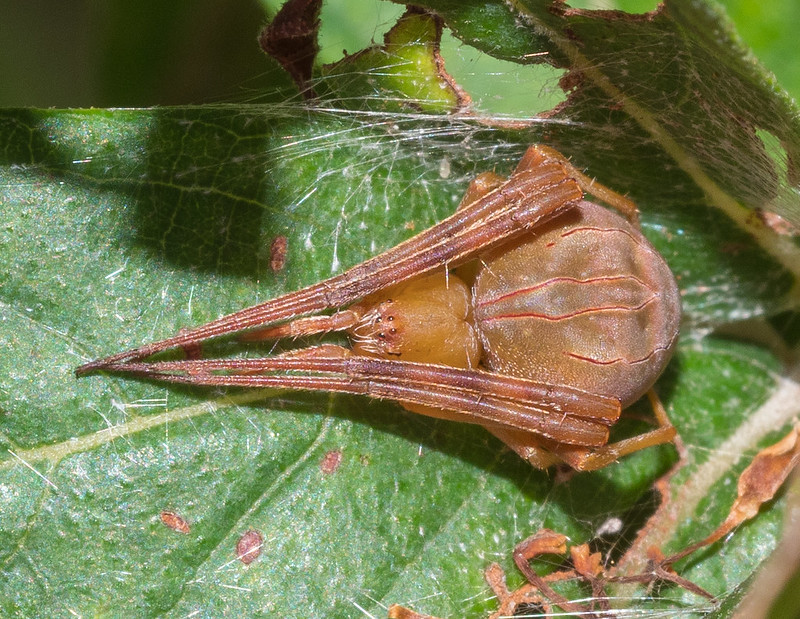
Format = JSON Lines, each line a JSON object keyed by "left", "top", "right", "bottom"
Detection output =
{"left": 1, "top": 0, "right": 797, "bottom": 108}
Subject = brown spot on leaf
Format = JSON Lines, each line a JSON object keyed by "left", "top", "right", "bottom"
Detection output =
{"left": 320, "top": 449, "right": 343, "bottom": 474}
{"left": 558, "top": 69, "right": 584, "bottom": 94}
{"left": 236, "top": 529, "right": 264, "bottom": 565}
{"left": 160, "top": 511, "right": 190, "bottom": 534}
{"left": 269, "top": 235, "right": 288, "bottom": 272}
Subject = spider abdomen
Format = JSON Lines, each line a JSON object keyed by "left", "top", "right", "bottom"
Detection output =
{"left": 473, "top": 200, "right": 681, "bottom": 407}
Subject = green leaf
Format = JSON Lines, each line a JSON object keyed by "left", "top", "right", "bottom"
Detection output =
{"left": 320, "top": 10, "right": 468, "bottom": 113}
{"left": 2, "top": 1, "right": 800, "bottom": 618}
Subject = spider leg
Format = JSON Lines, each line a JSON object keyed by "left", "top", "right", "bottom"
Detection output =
{"left": 519, "top": 144, "right": 640, "bottom": 224}
{"left": 550, "top": 389, "right": 676, "bottom": 471}
{"left": 484, "top": 426, "right": 562, "bottom": 469}
{"left": 483, "top": 389, "right": 675, "bottom": 470}
{"left": 94, "top": 344, "right": 622, "bottom": 448}
{"left": 77, "top": 148, "right": 583, "bottom": 372}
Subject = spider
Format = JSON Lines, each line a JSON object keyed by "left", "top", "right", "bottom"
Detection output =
{"left": 77, "top": 145, "right": 681, "bottom": 470}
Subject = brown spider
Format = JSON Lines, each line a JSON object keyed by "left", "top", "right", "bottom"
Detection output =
{"left": 77, "top": 145, "right": 680, "bottom": 470}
